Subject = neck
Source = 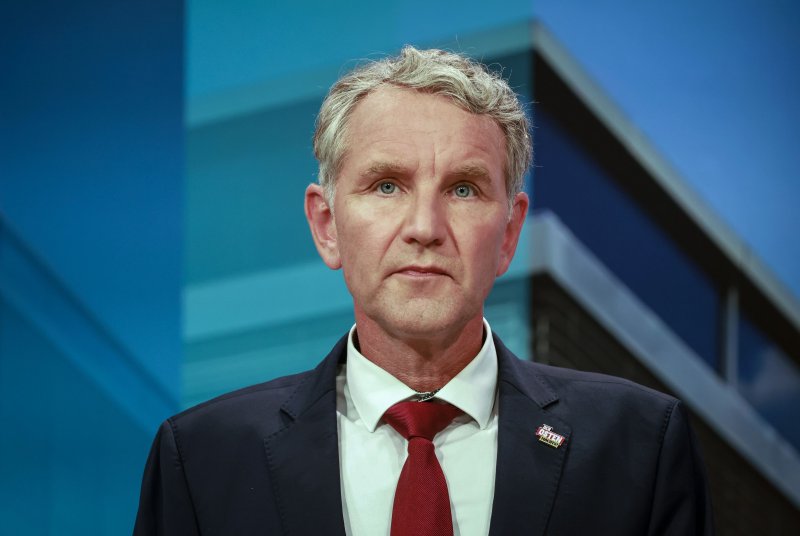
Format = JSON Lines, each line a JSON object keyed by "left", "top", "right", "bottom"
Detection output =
{"left": 354, "top": 314, "right": 485, "bottom": 392}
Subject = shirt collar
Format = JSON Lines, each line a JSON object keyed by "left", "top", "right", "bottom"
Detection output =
{"left": 345, "top": 319, "right": 498, "bottom": 432}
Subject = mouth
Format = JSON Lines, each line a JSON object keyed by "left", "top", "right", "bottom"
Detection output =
{"left": 393, "top": 265, "right": 450, "bottom": 278}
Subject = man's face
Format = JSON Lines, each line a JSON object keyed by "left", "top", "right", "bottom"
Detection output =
{"left": 307, "top": 86, "right": 527, "bottom": 341}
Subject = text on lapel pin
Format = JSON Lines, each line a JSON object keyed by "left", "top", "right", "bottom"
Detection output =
{"left": 535, "top": 424, "right": 566, "bottom": 448}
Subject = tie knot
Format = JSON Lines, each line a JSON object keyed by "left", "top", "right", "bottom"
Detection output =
{"left": 383, "top": 400, "right": 463, "bottom": 441}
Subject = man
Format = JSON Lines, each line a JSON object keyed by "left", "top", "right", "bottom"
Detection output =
{"left": 134, "top": 47, "right": 713, "bottom": 535}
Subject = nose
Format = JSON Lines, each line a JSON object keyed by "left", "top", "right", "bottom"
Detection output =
{"left": 400, "top": 189, "right": 447, "bottom": 247}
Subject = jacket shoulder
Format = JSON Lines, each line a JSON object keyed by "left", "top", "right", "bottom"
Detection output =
{"left": 499, "top": 350, "right": 680, "bottom": 426}
{"left": 162, "top": 334, "right": 347, "bottom": 449}
{"left": 493, "top": 334, "right": 676, "bottom": 412}
{"left": 178, "top": 369, "right": 312, "bottom": 416}
{"left": 165, "top": 368, "right": 316, "bottom": 442}
{"left": 528, "top": 359, "right": 675, "bottom": 404}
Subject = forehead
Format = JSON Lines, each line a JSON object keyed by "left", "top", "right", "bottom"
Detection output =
{"left": 341, "top": 86, "right": 506, "bottom": 180}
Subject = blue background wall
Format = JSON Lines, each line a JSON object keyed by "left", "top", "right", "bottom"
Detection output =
{"left": 1, "top": 0, "right": 182, "bottom": 533}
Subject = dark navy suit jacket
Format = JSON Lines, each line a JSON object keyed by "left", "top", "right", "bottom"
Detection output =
{"left": 134, "top": 334, "right": 713, "bottom": 535}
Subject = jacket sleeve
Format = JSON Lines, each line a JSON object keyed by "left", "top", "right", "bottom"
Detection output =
{"left": 646, "top": 400, "right": 714, "bottom": 535}
{"left": 133, "top": 419, "right": 201, "bottom": 536}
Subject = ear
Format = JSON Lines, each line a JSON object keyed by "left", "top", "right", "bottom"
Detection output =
{"left": 496, "top": 191, "right": 529, "bottom": 277}
{"left": 304, "top": 184, "right": 342, "bottom": 269}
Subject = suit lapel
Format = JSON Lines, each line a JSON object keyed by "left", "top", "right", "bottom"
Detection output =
{"left": 489, "top": 337, "right": 571, "bottom": 536}
{"left": 264, "top": 338, "right": 347, "bottom": 536}
{"left": 262, "top": 334, "right": 570, "bottom": 535}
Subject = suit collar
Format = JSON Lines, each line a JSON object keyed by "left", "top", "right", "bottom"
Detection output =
{"left": 264, "top": 333, "right": 570, "bottom": 536}
{"left": 489, "top": 334, "right": 571, "bottom": 536}
{"left": 264, "top": 335, "right": 348, "bottom": 536}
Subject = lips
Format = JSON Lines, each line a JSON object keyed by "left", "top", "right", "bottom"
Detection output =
{"left": 393, "top": 265, "right": 450, "bottom": 277}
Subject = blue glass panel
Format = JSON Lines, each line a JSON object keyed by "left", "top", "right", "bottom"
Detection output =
{"left": 0, "top": 0, "right": 183, "bottom": 393}
{"left": 186, "top": 98, "right": 323, "bottom": 284}
{"left": 533, "top": 108, "right": 721, "bottom": 368}
{"left": 738, "top": 312, "right": 800, "bottom": 450}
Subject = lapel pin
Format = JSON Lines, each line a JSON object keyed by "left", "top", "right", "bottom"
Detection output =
{"left": 536, "top": 424, "right": 566, "bottom": 448}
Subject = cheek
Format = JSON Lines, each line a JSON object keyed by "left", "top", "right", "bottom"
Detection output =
{"left": 462, "top": 222, "right": 506, "bottom": 276}
{"left": 336, "top": 211, "right": 395, "bottom": 271}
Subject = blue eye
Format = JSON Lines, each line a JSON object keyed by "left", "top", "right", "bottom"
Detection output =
{"left": 453, "top": 184, "right": 474, "bottom": 198}
{"left": 379, "top": 182, "right": 396, "bottom": 194}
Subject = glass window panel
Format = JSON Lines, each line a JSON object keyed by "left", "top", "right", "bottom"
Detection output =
{"left": 738, "top": 311, "right": 800, "bottom": 450}
{"left": 532, "top": 107, "right": 721, "bottom": 369}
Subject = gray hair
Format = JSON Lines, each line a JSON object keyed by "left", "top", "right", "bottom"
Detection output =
{"left": 313, "top": 45, "right": 532, "bottom": 205}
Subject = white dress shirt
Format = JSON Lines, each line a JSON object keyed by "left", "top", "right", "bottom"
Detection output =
{"left": 336, "top": 320, "right": 499, "bottom": 536}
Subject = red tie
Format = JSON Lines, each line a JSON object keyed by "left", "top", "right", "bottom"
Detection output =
{"left": 383, "top": 400, "right": 463, "bottom": 536}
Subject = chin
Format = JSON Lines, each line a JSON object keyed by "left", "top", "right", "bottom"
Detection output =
{"left": 378, "top": 299, "right": 476, "bottom": 341}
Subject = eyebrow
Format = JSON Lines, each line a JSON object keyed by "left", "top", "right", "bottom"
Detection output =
{"left": 453, "top": 163, "right": 490, "bottom": 177}
{"left": 359, "top": 160, "right": 409, "bottom": 179}
{"left": 451, "top": 164, "right": 492, "bottom": 183}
